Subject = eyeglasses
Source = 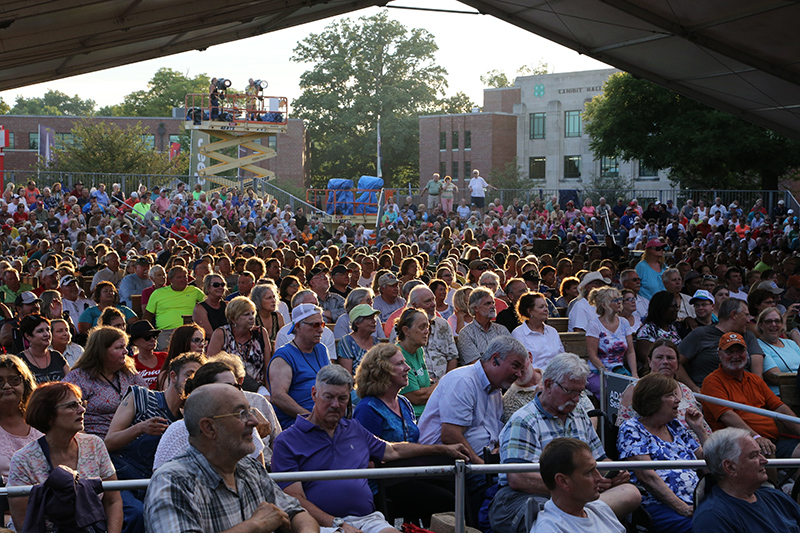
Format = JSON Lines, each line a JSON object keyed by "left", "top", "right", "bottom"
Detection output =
{"left": 191, "top": 337, "right": 207, "bottom": 345}
{"left": 144, "top": 334, "right": 158, "bottom": 341}
{"left": 0, "top": 375, "right": 23, "bottom": 387}
{"left": 762, "top": 318, "right": 782, "bottom": 325}
{"left": 56, "top": 399, "right": 87, "bottom": 411}
{"left": 703, "top": 275, "right": 718, "bottom": 280}
{"left": 611, "top": 298, "right": 623, "bottom": 304}
{"left": 623, "top": 297, "right": 636, "bottom": 303}
{"left": 211, "top": 282, "right": 226, "bottom": 288}
{"left": 555, "top": 381, "right": 583, "bottom": 397}
{"left": 302, "top": 321, "right": 325, "bottom": 329}
{"left": 211, "top": 407, "right": 256, "bottom": 423}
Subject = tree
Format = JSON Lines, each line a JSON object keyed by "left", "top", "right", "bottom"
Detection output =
{"left": 39, "top": 119, "right": 187, "bottom": 175}
{"left": 113, "top": 68, "right": 210, "bottom": 117}
{"left": 434, "top": 92, "right": 477, "bottom": 114}
{"left": 584, "top": 72, "right": 800, "bottom": 190}
{"left": 292, "top": 10, "right": 447, "bottom": 187}
{"left": 488, "top": 157, "right": 539, "bottom": 190}
{"left": 480, "top": 61, "right": 551, "bottom": 88}
{"left": 0, "top": 98, "right": 9, "bottom": 115}
{"left": 9, "top": 90, "right": 96, "bottom": 116}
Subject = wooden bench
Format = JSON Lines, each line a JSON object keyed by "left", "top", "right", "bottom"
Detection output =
{"left": 548, "top": 317, "right": 569, "bottom": 332}
{"left": 559, "top": 331, "right": 588, "bottom": 358}
{"left": 556, "top": 306, "right": 567, "bottom": 318}
{"left": 779, "top": 372, "right": 800, "bottom": 416}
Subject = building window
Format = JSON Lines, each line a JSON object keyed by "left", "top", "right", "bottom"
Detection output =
{"left": 529, "top": 157, "right": 546, "bottom": 181}
{"left": 464, "top": 161, "right": 471, "bottom": 180}
{"left": 140, "top": 134, "right": 155, "bottom": 150}
{"left": 464, "top": 131, "right": 471, "bottom": 150}
{"left": 564, "top": 156, "right": 581, "bottom": 179}
{"left": 169, "top": 134, "right": 181, "bottom": 145}
{"left": 261, "top": 135, "right": 277, "bottom": 150}
{"left": 530, "top": 112, "right": 545, "bottom": 139}
{"left": 55, "top": 133, "right": 74, "bottom": 149}
{"left": 452, "top": 131, "right": 459, "bottom": 151}
{"left": 439, "top": 161, "right": 447, "bottom": 177}
{"left": 600, "top": 156, "right": 619, "bottom": 177}
{"left": 29, "top": 133, "right": 39, "bottom": 150}
{"left": 451, "top": 161, "right": 459, "bottom": 180}
{"left": 565, "top": 111, "right": 581, "bottom": 138}
{"left": 639, "top": 163, "right": 658, "bottom": 177}
{"left": 439, "top": 132, "right": 446, "bottom": 151}
{"left": 7, "top": 133, "right": 14, "bottom": 149}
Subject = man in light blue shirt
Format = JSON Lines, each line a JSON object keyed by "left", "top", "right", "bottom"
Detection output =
{"left": 119, "top": 256, "right": 154, "bottom": 308}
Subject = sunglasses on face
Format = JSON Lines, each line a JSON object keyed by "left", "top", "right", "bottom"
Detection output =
{"left": 143, "top": 334, "right": 158, "bottom": 341}
{"left": 211, "top": 282, "right": 226, "bottom": 288}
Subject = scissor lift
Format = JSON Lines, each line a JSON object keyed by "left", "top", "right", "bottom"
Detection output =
{"left": 184, "top": 92, "right": 288, "bottom": 186}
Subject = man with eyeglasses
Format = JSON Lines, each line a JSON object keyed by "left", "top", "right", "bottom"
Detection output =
{"left": 268, "top": 303, "right": 330, "bottom": 429}
{"left": 678, "top": 298, "right": 764, "bottom": 393}
{"left": 273, "top": 365, "right": 467, "bottom": 533}
{"left": 107, "top": 351, "right": 205, "bottom": 531}
{"left": 456, "top": 287, "right": 508, "bottom": 365}
{"left": 489, "top": 353, "right": 641, "bottom": 533}
{"left": 145, "top": 383, "right": 318, "bottom": 533}
{"left": 687, "top": 289, "right": 717, "bottom": 329}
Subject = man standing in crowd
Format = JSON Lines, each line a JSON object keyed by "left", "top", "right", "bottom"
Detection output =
{"left": 144, "top": 383, "right": 318, "bottom": 533}
{"left": 468, "top": 169, "right": 494, "bottom": 211}
{"left": 422, "top": 173, "right": 442, "bottom": 210}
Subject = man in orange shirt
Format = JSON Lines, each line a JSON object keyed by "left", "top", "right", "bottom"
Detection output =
{"left": 700, "top": 332, "right": 800, "bottom": 463}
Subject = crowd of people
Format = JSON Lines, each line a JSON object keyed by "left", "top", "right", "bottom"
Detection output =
{"left": 1, "top": 176, "right": 800, "bottom": 533}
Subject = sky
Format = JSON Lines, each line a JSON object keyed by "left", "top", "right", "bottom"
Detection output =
{"left": 0, "top": 0, "right": 611, "bottom": 111}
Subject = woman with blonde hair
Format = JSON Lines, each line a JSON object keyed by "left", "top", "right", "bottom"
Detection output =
{"left": 250, "top": 281, "right": 284, "bottom": 346}
{"left": 64, "top": 326, "right": 145, "bottom": 438}
{"left": 206, "top": 296, "right": 270, "bottom": 390}
{"left": 585, "top": 286, "right": 638, "bottom": 395}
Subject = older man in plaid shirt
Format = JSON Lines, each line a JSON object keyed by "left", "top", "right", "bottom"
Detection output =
{"left": 489, "top": 353, "right": 641, "bottom": 533}
{"left": 144, "top": 383, "right": 318, "bottom": 533}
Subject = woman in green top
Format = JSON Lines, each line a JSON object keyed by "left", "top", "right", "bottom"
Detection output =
{"left": 396, "top": 308, "right": 434, "bottom": 418}
{"left": 440, "top": 175, "right": 458, "bottom": 216}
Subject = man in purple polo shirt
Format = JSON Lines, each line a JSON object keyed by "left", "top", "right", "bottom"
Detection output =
{"left": 271, "top": 365, "right": 468, "bottom": 533}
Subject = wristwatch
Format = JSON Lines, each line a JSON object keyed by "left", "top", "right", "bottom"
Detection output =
{"left": 332, "top": 517, "right": 345, "bottom": 529}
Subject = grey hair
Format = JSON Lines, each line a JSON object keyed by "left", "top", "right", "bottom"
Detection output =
{"left": 148, "top": 265, "right": 165, "bottom": 278}
{"left": 468, "top": 287, "right": 494, "bottom": 316}
{"left": 479, "top": 271, "right": 500, "bottom": 286}
{"left": 408, "top": 285, "right": 434, "bottom": 307}
{"left": 291, "top": 289, "right": 316, "bottom": 308}
{"left": 720, "top": 297, "right": 747, "bottom": 320}
{"left": 703, "top": 427, "right": 751, "bottom": 479}
{"left": 315, "top": 364, "right": 353, "bottom": 390}
{"left": 402, "top": 280, "right": 424, "bottom": 299}
{"left": 661, "top": 268, "right": 680, "bottom": 282}
{"left": 543, "top": 353, "right": 590, "bottom": 384}
{"left": 250, "top": 282, "right": 278, "bottom": 314}
{"left": 345, "top": 288, "right": 373, "bottom": 314}
{"left": 480, "top": 335, "right": 527, "bottom": 364}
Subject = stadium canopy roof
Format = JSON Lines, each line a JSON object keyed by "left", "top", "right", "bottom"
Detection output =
{"left": 3, "top": 0, "right": 800, "bottom": 139}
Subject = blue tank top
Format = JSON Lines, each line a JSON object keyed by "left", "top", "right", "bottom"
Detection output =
{"left": 268, "top": 342, "right": 329, "bottom": 429}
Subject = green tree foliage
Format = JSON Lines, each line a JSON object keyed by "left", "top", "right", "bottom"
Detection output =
{"left": 0, "top": 98, "right": 10, "bottom": 115}
{"left": 584, "top": 72, "right": 800, "bottom": 190}
{"left": 488, "top": 157, "right": 537, "bottom": 190}
{"left": 9, "top": 90, "right": 96, "bottom": 116}
{"left": 111, "top": 68, "right": 210, "bottom": 117}
{"left": 292, "top": 10, "right": 447, "bottom": 187}
{"left": 480, "top": 61, "right": 551, "bottom": 88}
{"left": 434, "top": 92, "right": 477, "bottom": 114}
{"left": 39, "top": 119, "right": 187, "bottom": 175}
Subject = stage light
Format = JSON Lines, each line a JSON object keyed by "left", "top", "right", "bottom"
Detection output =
{"left": 216, "top": 78, "right": 232, "bottom": 90}
{"left": 254, "top": 79, "right": 268, "bottom": 90}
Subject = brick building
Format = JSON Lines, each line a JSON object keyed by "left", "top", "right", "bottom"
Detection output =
{"left": 0, "top": 114, "right": 308, "bottom": 191}
{"left": 419, "top": 69, "right": 673, "bottom": 196}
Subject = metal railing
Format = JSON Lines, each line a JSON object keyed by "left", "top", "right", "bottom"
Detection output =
{"left": 5, "top": 458, "right": 800, "bottom": 533}
{"left": 250, "top": 177, "right": 328, "bottom": 220}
